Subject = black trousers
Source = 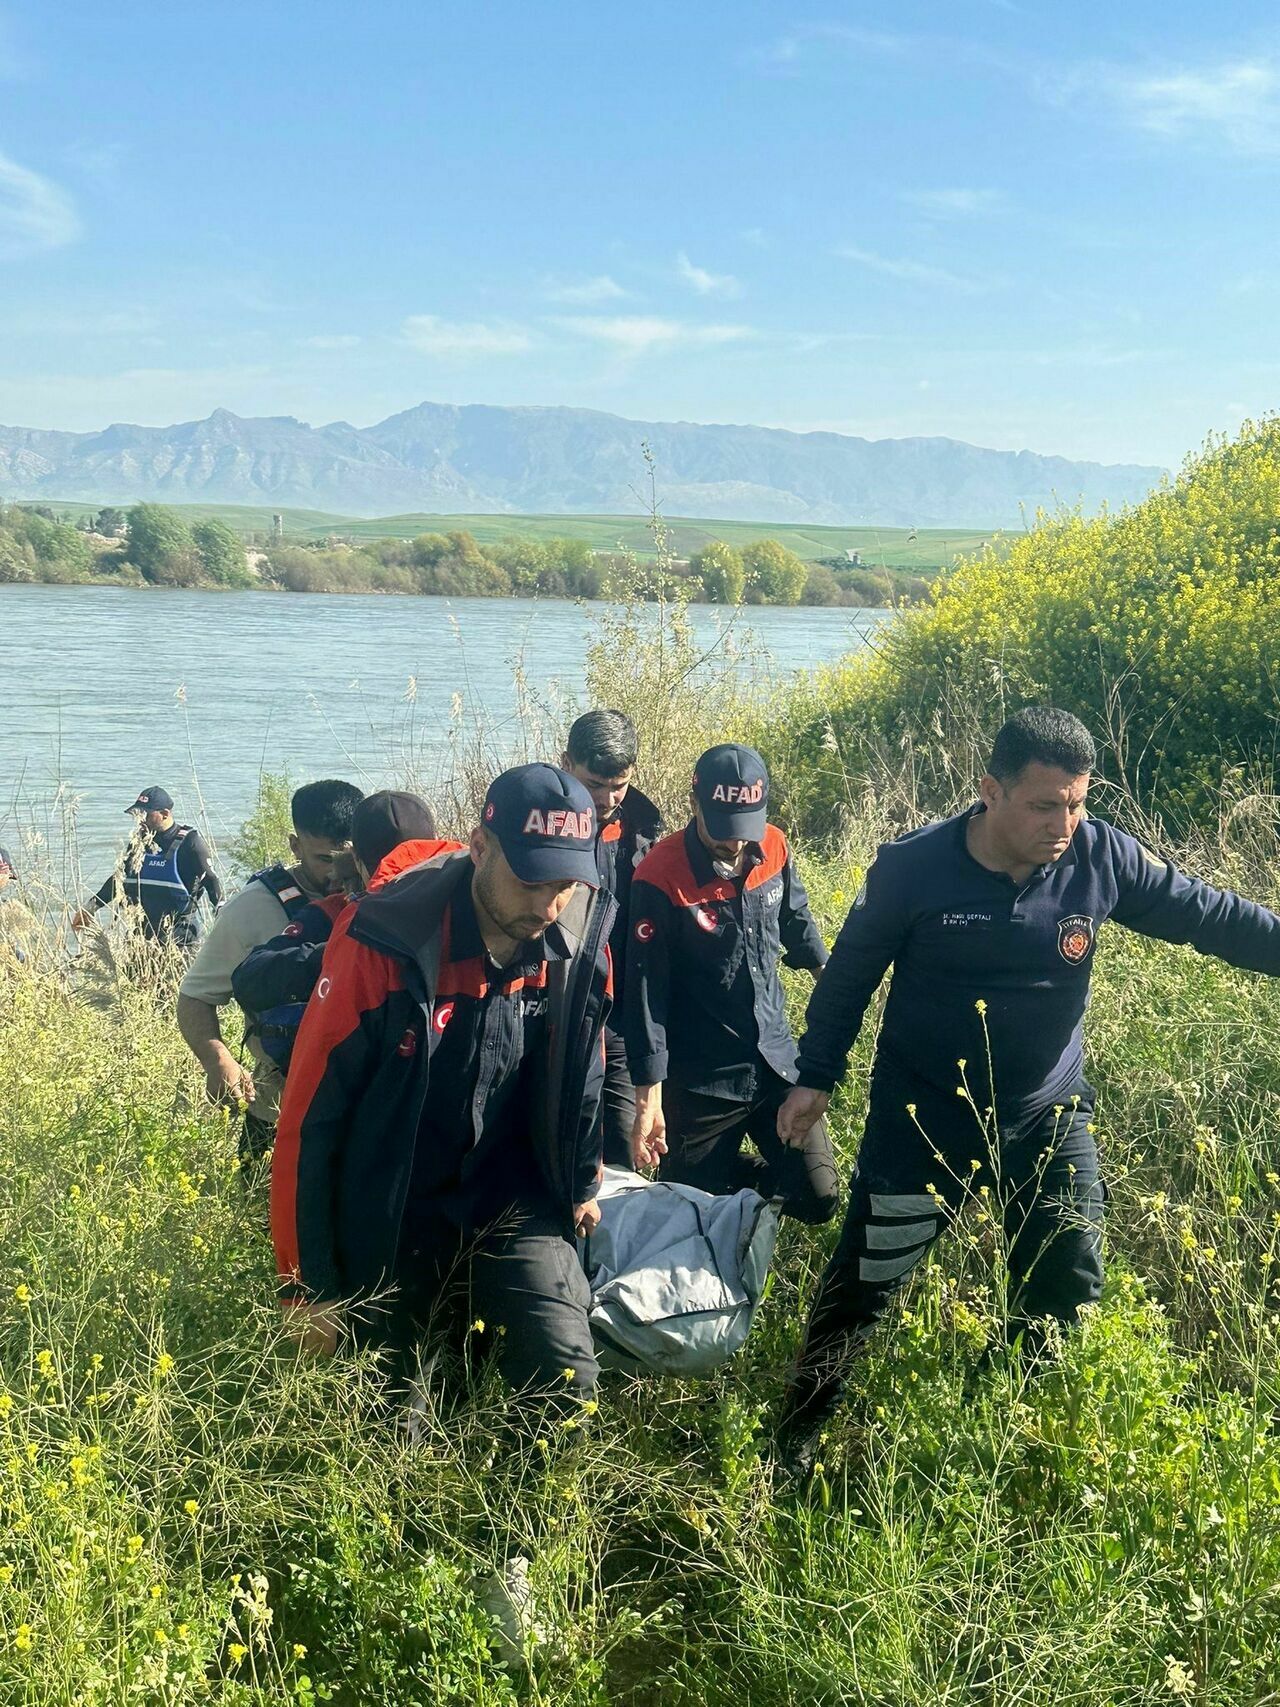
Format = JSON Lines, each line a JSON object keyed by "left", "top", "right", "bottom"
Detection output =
{"left": 371, "top": 1206, "right": 599, "bottom": 1405}
{"left": 599, "top": 1024, "right": 636, "bottom": 1169}
{"left": 660, "top": 1070, "right": 840, "bottom": 1225}
{"left": 792, "top": 1066, "right": 1104, "bottom": 1403}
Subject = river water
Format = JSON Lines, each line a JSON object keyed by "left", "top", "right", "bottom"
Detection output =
{"left": 0, "top": 585, "right": 886, "bottom": 890}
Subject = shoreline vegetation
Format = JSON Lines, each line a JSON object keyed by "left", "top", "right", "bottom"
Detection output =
{"left": 6, "top": 420, "right": 1280, "bottom": 1698}
{"left": 0, "top": 495, "right": 957, "bottom": 608}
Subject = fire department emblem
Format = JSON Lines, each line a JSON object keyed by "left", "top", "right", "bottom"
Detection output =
{"left": 1057, "top": 914, "right": 1095, "bottom": 965}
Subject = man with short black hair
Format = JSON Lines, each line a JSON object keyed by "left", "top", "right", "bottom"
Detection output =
{"left": 561, "top": 709, "right": 663, "bottom": 1165}
{"left": 71, "top": 786, "right": 221, "bottom": 951}
{"left": 626, "top": 742, "right": 838, "bottom": 1223}
{"left": 775, "top": 705, "right": 1280, "bottom": 1473}
{"left": 177, "top": 778, "right": 362, "bottom": 1158}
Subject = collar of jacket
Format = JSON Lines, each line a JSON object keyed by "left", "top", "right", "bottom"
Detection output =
{"left": 682, "top": 818, "right": 764, "bottom": 887}
{"left": 618, "top": 785, "right": 663, "bottom": 842}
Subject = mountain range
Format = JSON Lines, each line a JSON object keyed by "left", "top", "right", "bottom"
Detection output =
{"left": 0, "top": 402, "right": 1165, "bottom": 527}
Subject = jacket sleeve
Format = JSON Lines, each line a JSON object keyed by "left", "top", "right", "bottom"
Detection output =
{"left": 178, "top": 832, "right": 222, "bottom": 910}
{"left": 623, "top": 876, "right": 673, "bottom": 1085}
{"left": 1109, "top": 826, "right": 1280, "bottom": 973}
{"left": 232, "top": 904, "right": 332, "bottom": 1014}
{"left": 779, "top": 844, "right": 829, "bottom": 971}
{"left": 795, "top": 848, "right": 911, "bottom": 1093}
{"left": 270, "top": 915, "right": 394, "bottom": 1306}
{"left": 573, "top": 944, "right": 613, "bottom": 1203}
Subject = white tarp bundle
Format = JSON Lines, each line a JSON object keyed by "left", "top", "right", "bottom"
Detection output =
{"left": 582, "top": 1167, "right": 779, "bottom": 1375}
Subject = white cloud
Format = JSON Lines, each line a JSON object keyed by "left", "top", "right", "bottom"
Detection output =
{"left": 0, "top": 151, "right": 80, "bottom": 256}
{"left": 675, "top": 251, "right": 742, "bottom": 298}
{"left": 299, "top": 333, "right": 363, "bottom": 349}
{"left": 835, "top": 245, "right": 989, "bottom": 293}
{"left": 1088, "top": 58, "right": 1280, "bottom": 155}
{"left": 545, "top": 274, "right": 629, "bottom": 305}
{"left": 400, "top": 314, "right": 533, "bottom": 356}
{"left": 903, "top": 187, "right": 1005, "bottom": 219}
{"left": 749, "top": 23, "right": 912, "bottom": 72}
{"left": 554, "top": 315, "right": 754, "bottom": 355}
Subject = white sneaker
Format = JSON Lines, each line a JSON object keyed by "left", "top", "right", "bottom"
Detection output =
{"left": 480, "top": 1553, "right": 545, "bottom": 1667}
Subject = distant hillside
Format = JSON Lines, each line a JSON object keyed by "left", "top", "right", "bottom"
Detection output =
{"left": 0, "top": 402, "right": 1165, "bottom": 527}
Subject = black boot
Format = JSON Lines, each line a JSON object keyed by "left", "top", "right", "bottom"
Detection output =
{"left": 773, "top": 1329, "right": 859, "bottom": 1484}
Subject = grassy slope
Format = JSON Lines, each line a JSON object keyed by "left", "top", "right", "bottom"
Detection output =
{"left": 36, "top": 498, "right": 997, "bottom": 572}
{"left": 3, "top": 834, "right": 1280, "bottom": 1703}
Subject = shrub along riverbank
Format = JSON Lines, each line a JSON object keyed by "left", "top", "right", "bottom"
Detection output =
{"left": 0, "top": 500, "right": 933, "bottom": 608}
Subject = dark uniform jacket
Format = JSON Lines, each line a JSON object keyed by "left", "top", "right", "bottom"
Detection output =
{"left": 625, "top": 821, "right": 827, "bottom": 1100}
{"left": 798, "top": 805, "right": 1280, "bottom": 1115}
{"left": 594, "top": 785, "right": 663, "bottom": 1008}
{"left": 271, "top": 850, "right": 615, "bottom": 1307}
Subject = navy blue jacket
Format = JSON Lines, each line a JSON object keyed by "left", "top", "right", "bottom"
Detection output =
{"left": 594, "top": 784, "right": 663, "bottom": 1009}
{"left": 626, "top": 821, "right": 828, "bottom": 1099}
{"left": 797, "top": 806, "right": 1280, "bottom": 1115}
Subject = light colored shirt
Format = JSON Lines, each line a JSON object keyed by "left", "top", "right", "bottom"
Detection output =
{"left": 180, "top": 867, "right": 321, "bottom": 1122}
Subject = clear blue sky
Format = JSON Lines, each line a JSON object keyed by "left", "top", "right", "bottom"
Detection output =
{"left": 2, "top": 1, "right": 1277, "bottom": 469}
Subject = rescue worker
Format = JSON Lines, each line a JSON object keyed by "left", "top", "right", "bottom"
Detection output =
{"left": 231, "top": 791, "right": 456, "bottom": 1076}
{"left": 271, "top": 762, "right": 612, "bottom": 1394}
{"left": 177, "top": 778, "right": 362, "bottom": 1162}
{"left": 560, "top": 709, "right": 663, "bottom": 1166}
{"left": 775, "top": 706, "right": 1280, "bottom": 1474}
{"left": 71, "top": 786, "right": 220, "bottom": 951}
{"left": 625, "top": 742, "right": 838, "bottom": 1224}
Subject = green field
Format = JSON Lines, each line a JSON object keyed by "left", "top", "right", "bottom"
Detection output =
{"left": 39, "top": 498, "right": 998, "bottom": 572}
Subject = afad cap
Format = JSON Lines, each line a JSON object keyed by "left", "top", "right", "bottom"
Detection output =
{"left": 125, "top": 785, "right": 174, "bottom": 815}
{"left": 692, "top": 742, "right": 769, "bottom": 840}
{"left": 482, "top": 764, "right": 599, "bottom": 887}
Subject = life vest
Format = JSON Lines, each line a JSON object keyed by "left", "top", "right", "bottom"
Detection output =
{"left": 241, "top": 865, "right": 326, "bottom": 1067}
{"left": 121, "top": 826, "right": 198, "bottom": 942}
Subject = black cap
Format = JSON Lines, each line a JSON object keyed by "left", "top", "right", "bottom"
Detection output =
{"left": 692, "top": 743, "right": 769, "bottom": 840}
{"left": 352, "top": 790, "right": 437, "bottom": 873}
{"left": 481, "top": 764, "right": 598, "bottom": 887}
{"left": 125, "top": 786, "right": 174, "bottom": 815}
{"left": 0, "top": 845, "right": 15, "bottom": 880}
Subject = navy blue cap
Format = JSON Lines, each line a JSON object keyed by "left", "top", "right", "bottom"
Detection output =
{"left": 125, "top": 786, "right": 173, "bottom": 815}
{"left": 692, "top": 743, "right": 769, "bottom": 840}
{"left": 482, "top": 764, "right": 599, "bottom": 887}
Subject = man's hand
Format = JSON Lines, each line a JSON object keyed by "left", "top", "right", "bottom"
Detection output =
{"left": 282, "top": 1301, "right": 342, "bottom": 1357}
{"left": 573, "top": 1198, "right": 601, "bottom": 1237}
{"left": 203, "top": 1046, "right": 255, "bottom": 1108}
{"left": 777, "top": 1086, "right": 830, "bottom": 1147}
{"left": 69, "top": 906, "right": 97, "bottom": 933}
{"left": 630, "top": 1084, "right": 668, "bottom": 1170}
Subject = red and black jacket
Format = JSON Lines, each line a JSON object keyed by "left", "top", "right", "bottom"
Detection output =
{"left": 594, "top": 784, "right": 663, "bottom": 1009}
{"left": 270, "top": 849, "right": 615, "bottom": 1308}
{"left": 624, "top": 821, "right": 827, "bottom": 1100}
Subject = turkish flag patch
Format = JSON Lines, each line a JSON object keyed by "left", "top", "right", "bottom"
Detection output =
{"left": 635, "top": 918, "right": 655, "bottom": 943}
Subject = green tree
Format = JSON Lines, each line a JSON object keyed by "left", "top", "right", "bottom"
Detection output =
{"left": 802, "top": 563, "right": 843, "bottom": 605}
{"left": 126, "top": 504, "right": 200, "bottom": 584}
{"left": 192, "top": 518, "right": 252, "bottom": 587}
{"left": 743, "top": 538, "right": 808, "bottom": 605}
{"left": 93, "top": 506, "right": 126, "bottom": 537}
{"left": 690, "top": 541, "right": 746, "bottom": 604}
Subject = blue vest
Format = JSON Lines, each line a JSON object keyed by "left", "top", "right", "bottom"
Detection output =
{"left": 122, "top": 827, "right": 198, "bottom": 943}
